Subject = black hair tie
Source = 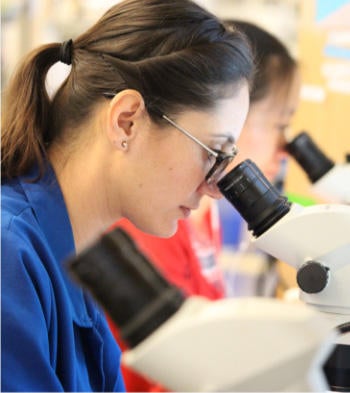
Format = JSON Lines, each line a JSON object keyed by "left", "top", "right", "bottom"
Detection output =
{"left": 59, "top": 39, "right": 73, "bottom": 65}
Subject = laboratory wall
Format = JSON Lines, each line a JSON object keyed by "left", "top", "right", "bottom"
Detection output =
{"left": 286, "top": 0, "right": 350, "bottom": 198}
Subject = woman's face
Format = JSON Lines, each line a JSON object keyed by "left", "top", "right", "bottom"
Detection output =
{"left": 119, "top": 83, "right": 250, "bottom": 237}
{"left": 236, "top": 73, "right": 300, "bottom": 182}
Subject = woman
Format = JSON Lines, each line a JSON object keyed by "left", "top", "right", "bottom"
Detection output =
{"left": 1, "top": 0, "right": 253, "bottom": 391}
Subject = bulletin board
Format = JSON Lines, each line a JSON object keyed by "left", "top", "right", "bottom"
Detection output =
{"left": 286, "top": 0, "right": 350, "bottom": 198}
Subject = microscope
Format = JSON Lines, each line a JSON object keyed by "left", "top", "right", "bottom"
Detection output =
{"left": 67, "top": 159, "right": 349, "bottom": 392}
{"left": 286, "top": 131, "right": 350, "bottom": 204}
{"left": 218, "top": 159, "right": 350, "bottom": 392}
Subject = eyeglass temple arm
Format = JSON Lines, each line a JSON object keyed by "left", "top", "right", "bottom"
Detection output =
{"left": 162, "top": 115, "right": 219, "bottom": 158}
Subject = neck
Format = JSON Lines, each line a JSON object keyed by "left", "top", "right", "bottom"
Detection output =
{"left": 48, "top": 144, "right": 121, "bottom": 253}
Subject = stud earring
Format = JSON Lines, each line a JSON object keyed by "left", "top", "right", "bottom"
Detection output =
{"left": 121, "top": 140, "right": 128, "bottom": 149}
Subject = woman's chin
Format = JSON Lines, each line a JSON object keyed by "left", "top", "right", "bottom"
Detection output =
{"left": 152, "top": 221, "right": 178, "bottom": 239}
{"left": 133, "top": 216, "right": 179, "bottom": 238}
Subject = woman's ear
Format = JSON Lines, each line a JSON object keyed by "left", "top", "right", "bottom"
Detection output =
{"left": 106, "top": 89, "right": 146, "bottom": 150}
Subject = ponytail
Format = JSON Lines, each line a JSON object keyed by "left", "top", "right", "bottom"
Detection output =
{"left": 2, "top": 0, "right": 254, "bottom": 181}
{"left": 1, "top": 43, "right": 61, "bottom": 180}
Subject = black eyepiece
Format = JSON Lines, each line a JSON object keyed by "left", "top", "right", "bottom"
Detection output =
{"left": 217, "top": 159, "right": 291, "bottom": 237}
{"left": 286, "top": 131, "right": 335, "bottom": 183}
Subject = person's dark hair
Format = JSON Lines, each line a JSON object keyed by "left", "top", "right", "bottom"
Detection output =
{"left": 224, "top": 20, "right": 297, "bottom": 103}
{"left": 1, "top": 0, "right": 254, "bottom": 180}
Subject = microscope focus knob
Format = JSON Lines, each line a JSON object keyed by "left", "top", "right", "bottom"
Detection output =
{"left": 296, "top": 261, "right": 329, "bottom": 294}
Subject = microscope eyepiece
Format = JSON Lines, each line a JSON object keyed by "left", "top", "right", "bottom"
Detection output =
{"left": 286, "top": 131, "right": 335, "bottom": 183}
{"left": 67, "top": 228, "right": 185, "bottom": 348}
{"left": 217, "top": 159, "right": 291, "bottom": 237}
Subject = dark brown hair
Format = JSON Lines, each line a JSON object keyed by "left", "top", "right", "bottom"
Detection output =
{"left": 2, "top": 0, "right": 254, "bottom": 180}
{"left": 225, "top": 20, "right": 297, "bottom": 103}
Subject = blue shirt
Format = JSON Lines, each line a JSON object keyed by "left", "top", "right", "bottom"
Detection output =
{"left": 1, "top": 165, "right": 125, "bottom": 392}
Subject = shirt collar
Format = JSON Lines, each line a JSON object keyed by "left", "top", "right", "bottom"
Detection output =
{"left": 20, "top": 164, "right": 93, "bottom": 327}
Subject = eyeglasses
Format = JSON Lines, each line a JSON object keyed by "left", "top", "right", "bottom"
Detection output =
{"left": 161, "top": 114, "right": 238, "bottom": 185}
